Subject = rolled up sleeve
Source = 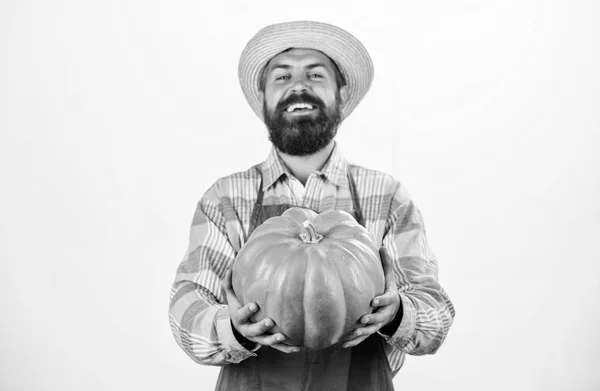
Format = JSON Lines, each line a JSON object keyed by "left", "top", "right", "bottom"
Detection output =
{"left": 381, "top": 185, "right": 455, "bottom": 355}
{"left": 168, "top": 193, "right": 257, "bottom": 366}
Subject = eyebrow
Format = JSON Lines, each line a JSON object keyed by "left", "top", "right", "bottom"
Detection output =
{"left": 306, "top": 63, "right": 328, "bottom": 70}
{"left": 269, "top": 63, "right": 330, "bottom": 72}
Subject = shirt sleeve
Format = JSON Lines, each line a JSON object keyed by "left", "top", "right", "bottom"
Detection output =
{"left": 379, "top": 183, "right": 456, "bottom": 357}
{"left": 168, "top": 193, "right": 257, "bottom": 366}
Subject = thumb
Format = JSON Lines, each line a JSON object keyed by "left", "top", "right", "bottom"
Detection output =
{"left": 379, "top": 247, "right": 396, "bottom": 291}
{"left": 379, "top": 247, "right": 392, "bottom": 274}
{"left": 222, "top": 269, "right": 233, "bottom": 292}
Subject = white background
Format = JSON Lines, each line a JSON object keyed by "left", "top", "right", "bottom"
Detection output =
{"left": 1, "top": 0, "right": 599, "bottom": 390}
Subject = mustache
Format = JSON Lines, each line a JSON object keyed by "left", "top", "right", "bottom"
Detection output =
{"left": 275, "top": 92, "right": 325, "bottom": 113}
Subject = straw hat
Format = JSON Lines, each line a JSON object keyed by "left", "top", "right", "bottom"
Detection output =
{"left": 238, "top": 21, "right": 374, "bottom": 122}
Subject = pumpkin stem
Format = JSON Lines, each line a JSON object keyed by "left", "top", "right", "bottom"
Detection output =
{"left": 300, "top": 220, "right": 323, "bottom": 243}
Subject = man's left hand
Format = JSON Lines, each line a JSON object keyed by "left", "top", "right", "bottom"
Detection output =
{"left": 343, "top": 247, "right": 401, "bottom": 348}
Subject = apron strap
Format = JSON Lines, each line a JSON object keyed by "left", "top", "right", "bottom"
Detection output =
{"left": 248, "top": 173, "right": 265, "bottom": 238}
{"left": 255, "top": 174, "right": 265, "bottom": 206}
{"left": 347, "top": 170, "right": 365, "bottom": 228}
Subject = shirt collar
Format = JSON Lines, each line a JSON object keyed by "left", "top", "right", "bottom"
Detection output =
{"left": 260, "top": 147, "right": 291, "bottom": 190}
{"left": 315, "top": 142, "right": 349, "bottom": 188}
{"left": 260, "top": 142, "right": 350, "bottom": 190}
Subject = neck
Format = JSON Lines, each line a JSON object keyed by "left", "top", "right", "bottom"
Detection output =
{"left": 278, "top": 141, "right": 335, "bottom": 185}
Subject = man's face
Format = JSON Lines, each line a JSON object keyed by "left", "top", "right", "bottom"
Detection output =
{"left": 261, "top": 48, "right": 346, "bottom": 156}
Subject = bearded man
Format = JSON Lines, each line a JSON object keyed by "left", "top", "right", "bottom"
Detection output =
{"left": 169, "top": 21, "right": 455, "bottom": 391}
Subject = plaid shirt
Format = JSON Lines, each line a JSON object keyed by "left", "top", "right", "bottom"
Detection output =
{"left": 169, "top": 143, "right": 455, "bottom": 375}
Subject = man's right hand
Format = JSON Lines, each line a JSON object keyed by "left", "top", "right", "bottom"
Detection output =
{"left": 222, "top": 269, "right": 300, "bottom": 354}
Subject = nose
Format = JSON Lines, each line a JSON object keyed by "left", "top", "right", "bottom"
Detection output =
{"left": 290, "top": 77, "right": 308, "bottom": 94}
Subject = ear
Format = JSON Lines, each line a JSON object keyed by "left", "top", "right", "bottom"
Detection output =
{"left": 259, "top": 90, "right": 265, "bottom": 107}
{"left": 339, "top": 85, "right": 349, "bottom": 104}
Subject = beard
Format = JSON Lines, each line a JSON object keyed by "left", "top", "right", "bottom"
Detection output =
{"left": 263, "top": 91, "right": 342, "bottom": 156}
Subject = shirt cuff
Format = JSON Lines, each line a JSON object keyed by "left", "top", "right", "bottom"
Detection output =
{"left": 378, "top": 291, "right": 417, "bottom": 349}
{"left": 216, "top": 307, "right": 259, "bottom": 363}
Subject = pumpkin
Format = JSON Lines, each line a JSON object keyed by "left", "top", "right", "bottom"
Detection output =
{"left": 232, "top": 207, "right": 385, "bottom": 350}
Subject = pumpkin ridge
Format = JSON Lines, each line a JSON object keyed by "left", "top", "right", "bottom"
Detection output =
{"left": 324, "top": 223, "right": 370, "bottom": 241}
{"left": 315, "top": 210, "right": 356, "bottom": 230}
{"left": 329, "top": 240, "right": 384, "bottom": 297}
{"left": 241, "top": 244, "right": 307, "bottom": 336}
{"left": 297, "top": 247, "right": 308, "bottom": 346}
{"left": 302, "top": 246, "right": 314, "bottom": 348}
{"left": 303, "top": 244, "right": 343, "bottom": 349}
{"left": 327, "top": 246, "right": 350, "bottom": 342}
{"left": 263, "top": 245, "right": 308, "bottom": 345}
{"left": 327, "top": 242, "right": 378, "bottom": 325}
{"left": 234, "top": 239, "right": 299, "bottom": 304}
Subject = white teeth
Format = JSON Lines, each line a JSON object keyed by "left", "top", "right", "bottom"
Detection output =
{"left": 286, "top": 103, "right": 315, "bottom": 112}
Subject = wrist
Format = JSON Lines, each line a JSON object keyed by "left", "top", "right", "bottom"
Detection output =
{"left": 380, "top": 294, "right": 403, "bottom": 336}
{"left": 231, "top": 321, "right": 254, "bottom": 348}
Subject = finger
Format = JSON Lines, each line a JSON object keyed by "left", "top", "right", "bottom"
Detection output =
{"left": 361, "top": 296, "right": 396, "bottom": 325}
{"left": 343, "top": 324, "right": 383, "bottom": 347}
{"left": 252, "top": 331, "right": 284, "bottom": 345}
{"left": 370, "top": 291, "right": 396, "bottom": 307}
{"left": 379, "top": 247, "right": 392, "bottom": 275}
{"left": 269, "top": 343, "right": 301, "bottom": 354}
{"left": 379, "top": 247, "right": 398, "bottom": 292}
{"left": 342, "top": 328, "right": 372, "bottom": 348}
{"left": 360, "top": 307, "right": 394, "bottom": 327}
{"left": 360, "top": 314, "right": 371, "bottom": 324}
{"left": 252, "top": 333, "right": 300, "bottom": 354}
{"left": 235, "top": 301, "right": 259, "bottom": 324}
{"left": 222, "top": 269, "right": 233, "bottom": 291}
{"left": 239, "top": 317, "right": 276, "bottom": 338}
{"left": 361, "top": 310, "right": 392, "bottom": 326}
{"left": 352, "top": 323, "right": 383, "bottom": 338}
{"left": 343, "top": 335, "right": 368, "bottom": 348}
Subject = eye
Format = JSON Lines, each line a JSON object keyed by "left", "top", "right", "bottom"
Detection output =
{"left": 275, "top": 75, "right": 290, "bottom": 81}
{"left": 309, "top": 73, "right": 323, "bottom": 79}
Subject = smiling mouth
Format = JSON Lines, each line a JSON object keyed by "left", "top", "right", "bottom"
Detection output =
{"left": 285, "top": 103, "right": 317, "bottom": 113}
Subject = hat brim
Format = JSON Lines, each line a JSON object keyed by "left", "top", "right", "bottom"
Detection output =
{"left": 238, "top": 21, "right": 374, "bottom": 122}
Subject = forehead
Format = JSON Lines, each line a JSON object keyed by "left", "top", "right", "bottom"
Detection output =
{"left": 265, "top": 48, "right": 336, "bottom": 72}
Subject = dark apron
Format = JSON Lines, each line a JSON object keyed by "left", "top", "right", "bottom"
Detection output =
{"left": 216, "top": 171, "right": 395, "bottom": 391}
